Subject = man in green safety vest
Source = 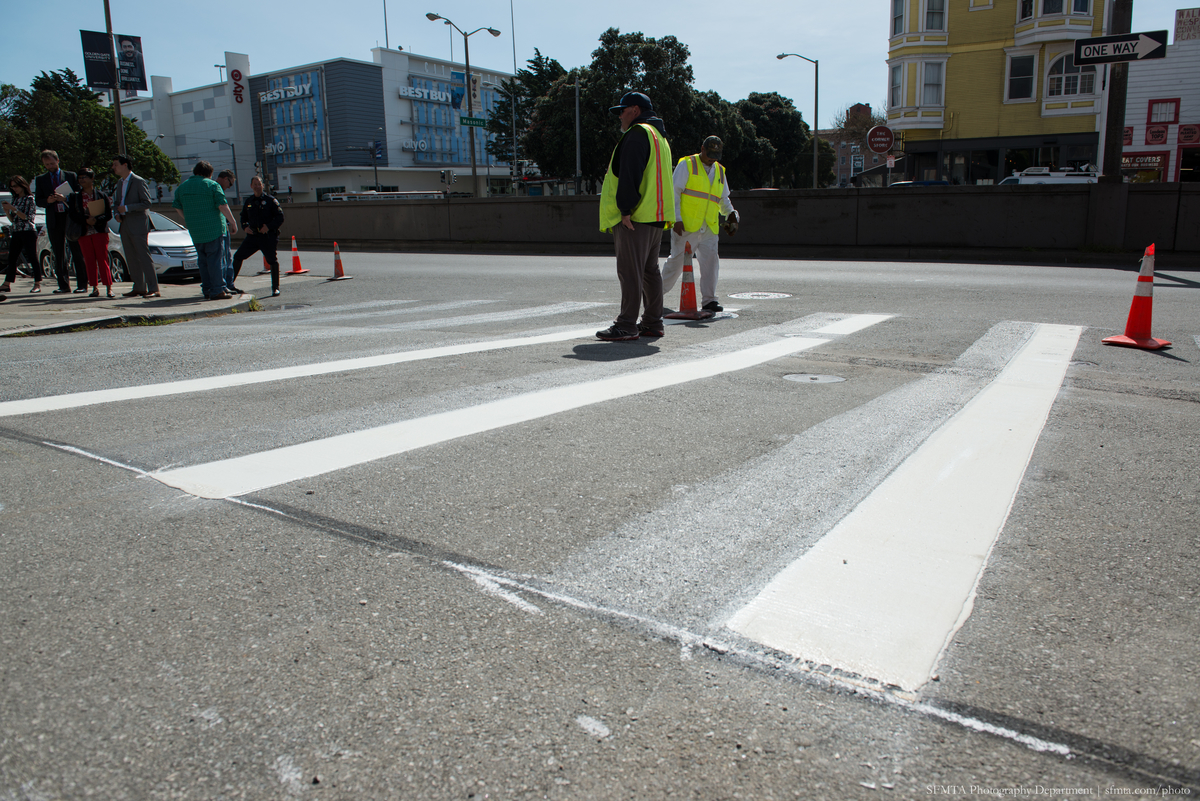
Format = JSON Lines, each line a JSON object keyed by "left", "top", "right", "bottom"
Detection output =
{"left": 661, "top": 136, "right": 739, "bottom": 313}
{"left": 596, "top": 91, "right": 677, "bottom": 341}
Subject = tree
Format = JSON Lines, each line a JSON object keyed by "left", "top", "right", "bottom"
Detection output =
{"left": 735, "top": 92, "right": 837, "bottom": 188}
{"left": 523, "top": 28, "right": 698, "bottom": 186}
{"left": 485, "top": 49, "right": 565, "bottom": 168}
{"left": 0, "top": 69, "right": 179, "bottom": 190}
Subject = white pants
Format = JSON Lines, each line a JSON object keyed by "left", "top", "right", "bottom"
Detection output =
{"left": 661, "top": 227, "right": 720, "bottom": 307}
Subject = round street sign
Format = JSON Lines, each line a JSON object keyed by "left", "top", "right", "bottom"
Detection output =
{"left": 867, "top": 126, "right": 895, "bottom": 154}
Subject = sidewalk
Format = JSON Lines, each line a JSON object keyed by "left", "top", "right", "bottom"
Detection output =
{"left": 0, "top": 270, "right": 320, "bottom": 337}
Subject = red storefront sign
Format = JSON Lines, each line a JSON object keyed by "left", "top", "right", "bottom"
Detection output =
{"left": 1123, "top": 127, "right": 1133, "bottom": 146}
{"left": 1179, "top": 124, "right": 1200, "bottom": 145}
{"left": 1145, "top": 125, "right": 1169, "bottom": 145}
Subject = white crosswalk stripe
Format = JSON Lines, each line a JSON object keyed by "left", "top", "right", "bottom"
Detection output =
{"left": 151, "top": 313, "right": 893, "bottom": 499}
{"left": 726, "top": 323, "right": 1081, "bottom": 691}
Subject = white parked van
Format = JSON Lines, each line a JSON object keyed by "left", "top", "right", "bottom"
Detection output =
{"left": 997, "top": 167, "right": 1100, "bottom": 185}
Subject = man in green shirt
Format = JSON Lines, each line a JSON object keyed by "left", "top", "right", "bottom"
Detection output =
{"left": 172, "top": 161, "right": 239, "bottom": 300}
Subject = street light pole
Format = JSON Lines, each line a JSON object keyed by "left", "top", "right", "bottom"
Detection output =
{"left": 777, "top": 52, "right": 820, "bottom": 189}
{"left": 426, "top": 14, "right": 501, "bottom": 198}
{"left": 210, "top": 138, "right": 239, "bottom": 198}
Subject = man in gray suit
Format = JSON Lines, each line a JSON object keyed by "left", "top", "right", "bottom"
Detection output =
{"left": 111, "top": 154, "right": 159, "bottom": 297}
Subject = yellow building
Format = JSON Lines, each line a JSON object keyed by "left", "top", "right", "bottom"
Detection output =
{"left": 886, "top": 0, "right": 1111, "bottom": 183}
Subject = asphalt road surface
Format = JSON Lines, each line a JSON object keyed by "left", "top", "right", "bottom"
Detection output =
{"left": 2, "top": 251, "right": 1197, "bottom": 800}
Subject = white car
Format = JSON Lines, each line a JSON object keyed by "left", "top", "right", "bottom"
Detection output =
{"left": 36, "top": 210, "right": 199, "bottom": 283}
{"left": 997, "top": 167, "right": 1099, "bottom": 185}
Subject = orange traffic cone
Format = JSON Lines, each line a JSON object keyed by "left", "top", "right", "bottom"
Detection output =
{"left": 664, "top": 242, "right": 714, "bottom": 320}
{"left": 286, "top": 236, "right": 309, "bottom": 275}
{"left": 1102, "top": 243, "right": 1171, "bottom": 350}
{"left": 327, "top": 242, "right": 353, "bottom": 281}
{"left": 256, "top": 253, "right": 271, "bottom": 275}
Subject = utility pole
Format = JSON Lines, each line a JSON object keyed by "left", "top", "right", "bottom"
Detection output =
{"left": 103, "top": 0, "right": 126, "bottom": 155}
{"left": 1100, "top": 0, "right": 1133, "bottom": 183}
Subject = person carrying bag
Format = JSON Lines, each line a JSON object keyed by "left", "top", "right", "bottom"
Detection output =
{"left": 67, "top": 168, "right": 115, "bottom": 297}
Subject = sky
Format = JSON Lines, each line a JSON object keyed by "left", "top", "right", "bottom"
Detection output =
{"left": 4, "top": 0, "right": 1190, "bottom": 130}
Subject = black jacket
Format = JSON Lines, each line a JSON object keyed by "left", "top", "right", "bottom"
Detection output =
{"left": 67, "top": 188, "right": 113, "bottom": 237}
{"left": 611, "top": 113, "right": 669, "bottom": 219}
{"left": 240, "top": 192, "right": 285, "bottom": 235}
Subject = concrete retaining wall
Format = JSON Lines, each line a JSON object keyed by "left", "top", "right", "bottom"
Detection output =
{"left": 153, "top": 183, "right": 1200, "bottom": 262}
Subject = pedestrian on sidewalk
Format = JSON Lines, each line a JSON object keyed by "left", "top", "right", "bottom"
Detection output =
{"left": 111, "top": 154, "right": 160, "bottom": 298}
{"left": 2, "top": 175, "right": 42, "bottom": 294}
{"left": 214, "top": 169, "right": 240, "bottom": 293}
{"left": 172, "top": 161, "right": 239, "bottom": 300}
{"left": 661, "top": 136, "right": 739, "bottom": 314}
{"left": 66, "top": 168, "right": 115, "bottom": 298}
{"left": 232, "top": 177, "right": 285, "bottom": 297}
{"left": 596, "top": 91, "right": 676, "bottom": 341}
{"left": 34, "top": 150, "right": 86, "bottom": 294}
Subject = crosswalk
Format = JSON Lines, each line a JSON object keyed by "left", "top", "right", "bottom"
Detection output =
{"left": 14, "top": 299, "right": 1085, "bottom": 696}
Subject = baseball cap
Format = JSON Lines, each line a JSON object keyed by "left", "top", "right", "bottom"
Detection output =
{"left": 610, "top": 91, "right": 654, "bottom": 115}
{"left": 701, "top": 136, "right": 723, "bottom": 160}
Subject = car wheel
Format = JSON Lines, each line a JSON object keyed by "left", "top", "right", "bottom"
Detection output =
{"left": 109, "top": 252, "right": 128, "bottom": 283}
{"left": 40, "top": 250, "right": 56, "bottom": 281}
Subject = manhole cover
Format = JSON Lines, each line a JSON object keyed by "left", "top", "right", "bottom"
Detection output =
{"left": 784, "top": 374, "right": 846, "bottom": 384}
{"left": 729, "top": 292, "right": 792, "bottom": 300}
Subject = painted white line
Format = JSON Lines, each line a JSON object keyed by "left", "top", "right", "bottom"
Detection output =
{"left": 152, "top": 335, "right": 835, "bottom": 498}
{"left": 726, "top": 323, "right": 1082, "bottom": 691}
{"left": 0, "top": 325, "right": 598, "bottom": 418}
{"left": 812, "top": 313, "right": 895, "bottom": 336}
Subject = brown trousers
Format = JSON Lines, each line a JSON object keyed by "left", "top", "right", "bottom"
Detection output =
{"left": 612, "top": 222, "right": 665, "bottom": 334}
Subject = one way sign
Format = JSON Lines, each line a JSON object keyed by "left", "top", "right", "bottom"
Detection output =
{"left": 1075, "top": 30, "right": 1168, "bottom": 65}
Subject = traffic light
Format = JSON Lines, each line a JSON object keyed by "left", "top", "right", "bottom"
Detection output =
{"left": 440, "top": 170, "right": 447, "bottom": 183}
{"left": 450, "top": 171, "right": 457, "bottom": 184}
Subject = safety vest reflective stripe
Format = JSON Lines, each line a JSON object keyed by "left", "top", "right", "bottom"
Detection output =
{"left": 681, "top": 187, "right": 721, "bottom": 203}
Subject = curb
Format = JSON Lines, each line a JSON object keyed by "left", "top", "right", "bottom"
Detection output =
{"left": 2, "top": 296, "right": 260, "bottom": 337}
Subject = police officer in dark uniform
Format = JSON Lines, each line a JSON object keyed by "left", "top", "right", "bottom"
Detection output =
{"left": 232, "top": 176, "right": 286, "bottom": 296}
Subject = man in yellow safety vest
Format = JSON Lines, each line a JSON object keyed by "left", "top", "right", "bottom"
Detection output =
{"left": 596, "top": 91, "right": 676, "bottom": 341}
{"left": 661, "top": 136, "right": 739, "bottom": 313}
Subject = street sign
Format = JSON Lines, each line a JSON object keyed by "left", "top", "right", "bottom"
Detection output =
{"left": 1074, "top": 30, "right": 1168, "bottom": 65}
{"left": 867, "top": 126, "right": 895, "bottom": 155}
{"left": 887, "top": 156, "right": 896, "bottom": 169}
{"left": 459, "top": 116, "right": 487, "bottom": 128}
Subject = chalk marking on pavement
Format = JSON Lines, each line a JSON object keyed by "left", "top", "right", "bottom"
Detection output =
{"left": 151, "top": 318, "right": 891, "bottom": 499}
{"left": 446, "top": 562, "right": 544, "bottom": 616}
{"left": 435, "top": 561, "right": 1071, "bottom": 757}
{"left": 725, "top": 323, "right": 1082, "bottom": 692}
{"left": 43, "top": 443, "right": 150, "bottom": 476}
{"left": 0, "top": 321, "right": 603, "bottom": 418}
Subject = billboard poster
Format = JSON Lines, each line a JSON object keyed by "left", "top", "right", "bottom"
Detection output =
{"left": 449, "top": 71, "right": 481, "bottom": 112}
{"left": 80, "top": 30, "right": 117, "bottom": 89}
{"left": 115, "top": 34, "right": 148, "bottom": 92}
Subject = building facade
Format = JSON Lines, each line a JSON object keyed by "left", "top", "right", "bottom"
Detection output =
{"left": 886, "top": 0, "right": 1110, "bottom": 184}
{"left": 1118, "top": 14, "right": 1200, "bottom": 182}
{"left": 120, "top": 48, "right": 513, "bottom": 202}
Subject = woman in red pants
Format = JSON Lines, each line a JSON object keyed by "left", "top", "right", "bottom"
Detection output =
{"left": 67, "top": 168, "right": 114, "bottom": 297}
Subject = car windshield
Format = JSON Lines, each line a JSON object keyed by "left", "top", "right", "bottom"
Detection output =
{"left": 147, "top": 211, "right": 185, "bottom": 231}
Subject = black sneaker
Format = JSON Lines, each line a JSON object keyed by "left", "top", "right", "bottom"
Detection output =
{"left": 596, "top": 325, "right": 638, "bottom": 341}
{"left": 702, "top": 301, "right": 723, "bottom": 312}
{"left": 638, "top": 325, "right": 664, "bottom": 337}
